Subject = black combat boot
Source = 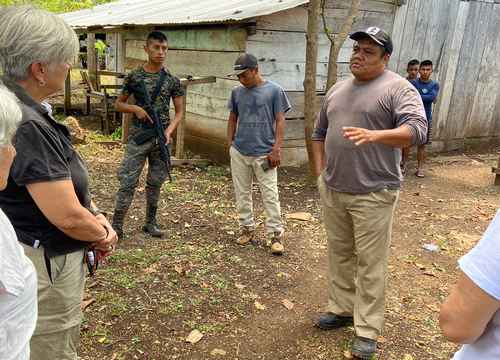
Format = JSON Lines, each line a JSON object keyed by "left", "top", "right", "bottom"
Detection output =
{"left": 112, "top": 209, "right": 126, "bottom": 239}
{"left": 142, "top": 205, "right": 164, "bottom": 238}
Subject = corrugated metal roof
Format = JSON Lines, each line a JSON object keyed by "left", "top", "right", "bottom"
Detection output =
{"left": 60, "top": 0, "right": 309, "bottom": 29}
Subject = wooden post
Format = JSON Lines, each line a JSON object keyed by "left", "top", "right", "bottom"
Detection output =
{"left": 64, "top": 72, "right": 71, "bottom": 114}
{"left": 87, "top": 32, "right": 98, "bottom": 89}
{"left": 322, "top": 0, "right": 360, "bottom": 90}
{"left": 175, "top": 86, "right": 187, "bottom": 159}
{"left": 122, "top": 96, "right": 134, "bottom": 144}
{"left": 118, "top": 32, "right": 129, "bottom": 143}
{"left": 494, "top": 157, "right": 500, "bottom": 185}
{"left": 116, "top": 33, "right": 126, "bottom": 74}
{"left": 304, "top": 0, "right": 320, "bottom": 177}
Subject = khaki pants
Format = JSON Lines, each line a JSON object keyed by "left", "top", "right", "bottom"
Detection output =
{"left": 21, "top": 245, "right": 86, "bottom": 360}
{"left": 229, "top": 146, "right": 283, "bottom": 234}
{"left": 318, "top": 176, "right": 399, "bottom": 340}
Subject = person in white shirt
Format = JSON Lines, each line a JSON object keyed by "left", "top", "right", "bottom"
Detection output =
{"left": 440, "top": 211, "right": 500, "bottom": 359}
{"left": 0, "top": 84, "right": 38, "bottom": 360}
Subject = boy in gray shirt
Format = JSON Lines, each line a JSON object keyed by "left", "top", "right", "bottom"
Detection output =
{"left": 227, "top": 53, "right": 291, "bottom": 255}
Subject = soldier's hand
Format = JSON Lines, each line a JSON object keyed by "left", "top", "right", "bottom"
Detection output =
{"left": 133, "top": 106, "right": 153, "bottom": 124}
{"left": 164, "top": 129, "right": 173, "bottom": 144}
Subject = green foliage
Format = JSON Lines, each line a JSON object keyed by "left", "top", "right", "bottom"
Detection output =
{"left": 95, "top": 39, "right": 107, "bottom": 56}
{"left": 0, "top": 0, "right": 115, "bottom": 13}
{"left": 111, "top": 126, "right": 122, "bottom": 141}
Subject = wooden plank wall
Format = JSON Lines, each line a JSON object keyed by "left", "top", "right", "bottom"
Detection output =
{"left": 122, "top": 1, "right": 398, "bottom": 165}
{"left": 124, "top": 27, "right": 245, "bottom": 162}
{"left": 249, "top": 0, "right": 396, "bottom": 92}
{"left": 245, "top": 0, "right": 396, "bottom": 165}
{"left": 124, "top": 27, "right": 311, "bottom": 165}
{"left": 391, "top": 0, "right": 500, "bottom": 151}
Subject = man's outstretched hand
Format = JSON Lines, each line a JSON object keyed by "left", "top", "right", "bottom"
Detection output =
{"left": 343, "top": 127, "right": 379, "bottom": 146}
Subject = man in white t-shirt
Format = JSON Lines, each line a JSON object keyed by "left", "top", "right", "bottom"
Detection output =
{"left": 0, "top": 85, "right": 38, "bottom": 360}
{"left": 440, "top": 211, "right": 500, "bottom": 359}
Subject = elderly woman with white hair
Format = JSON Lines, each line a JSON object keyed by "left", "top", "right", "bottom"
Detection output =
{"left": 0, "top": 86, "right": 38, "bottom": 360}
{"left": 0, "top": 6, "right": 118, "bottom": 360}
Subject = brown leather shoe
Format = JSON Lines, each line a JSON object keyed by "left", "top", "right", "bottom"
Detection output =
{"left": 270, "top": 231, "right": 284, "bottom": 255}
{"left": 236, "top": 227, "right": 254, "bottom": 245}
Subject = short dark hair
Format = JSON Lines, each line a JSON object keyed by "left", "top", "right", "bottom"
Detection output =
{"left": 147, "top": 31, "right": 168, "bottom": 43}
{"left": 407, "top": 59, "right": 420, "bottom": 68}
{"left": 420, "top": 60, "right": 433, "bottom": 68}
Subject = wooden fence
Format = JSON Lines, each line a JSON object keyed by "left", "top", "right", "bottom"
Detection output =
{"left": 390, "top": 0, "right": 500, "bottom": 151}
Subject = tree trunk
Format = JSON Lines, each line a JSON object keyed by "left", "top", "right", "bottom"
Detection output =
{"left": 303, "top": 0, "right": 321, "bottom": 176}
{"left": 325, "top": 0, "right": 360, "bottom": 91}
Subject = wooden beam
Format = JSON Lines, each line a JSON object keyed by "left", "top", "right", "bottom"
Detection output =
{"left": 175, "top": 86, "right": 187, "bottom": 159}
{"left": 111, "top": 74, "right": 215, "bottom": 152}
{"left": 87, "top": 33, "right": 98, "bottom": 89}
{"left": 180, "top": 76, "right": 216, "bottom": 86}
{"left": 64, "top": 73, "right": 71, "bottom": 114}
{"left": 171, "top": 158, "right": 210, "bottom": 167}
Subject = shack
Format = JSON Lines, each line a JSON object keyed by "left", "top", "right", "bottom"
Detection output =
{"left": 61, "top": 0, "right": 400, "bottom": 165}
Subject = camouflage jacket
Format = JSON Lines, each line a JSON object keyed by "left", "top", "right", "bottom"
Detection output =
{"left": 121, "top": 67, "right": 185, "bottom": 128}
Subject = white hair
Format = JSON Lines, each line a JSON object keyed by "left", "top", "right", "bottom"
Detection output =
{"left": 0, "top": 85, "right": 22, "bottom": 146}
{"left": 0, "top": 6, "right": 79, "bottom": 80}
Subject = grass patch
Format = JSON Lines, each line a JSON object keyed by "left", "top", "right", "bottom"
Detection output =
{"left": 94, "top": 292, "right": 131, "bottom": 317}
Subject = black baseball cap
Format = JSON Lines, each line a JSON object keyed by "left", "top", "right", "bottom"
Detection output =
{"left": 229, "top": 53, "right": 258, "bottom": 76}
{"left": 350, "top": 27, "right": 393, "bottom": 55}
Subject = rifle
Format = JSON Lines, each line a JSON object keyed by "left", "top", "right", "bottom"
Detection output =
{"left": 133, "top": 71, "right": 173, "bottom": 181}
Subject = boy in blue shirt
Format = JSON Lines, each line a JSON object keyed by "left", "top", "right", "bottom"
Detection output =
{"left": 411, "top": 60, "right": 439, "bottom": 178}
{"left": 406, "top": 58, "right": 420, "bottom": 81}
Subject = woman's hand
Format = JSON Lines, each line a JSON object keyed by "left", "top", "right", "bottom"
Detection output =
{"left": 0, "top": 145, "right": 16, "bottom": 190}
{"left": 93, "top": 214, "right": 118, "bottom": 253}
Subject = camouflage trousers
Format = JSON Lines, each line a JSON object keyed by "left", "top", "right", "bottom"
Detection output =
{"left": 114, "top": 133, "right": 169, "bottom": 213}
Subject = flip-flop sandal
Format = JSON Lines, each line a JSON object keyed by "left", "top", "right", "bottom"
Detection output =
{"left": 415, "top": 170, "right": 425, "bottom": 178}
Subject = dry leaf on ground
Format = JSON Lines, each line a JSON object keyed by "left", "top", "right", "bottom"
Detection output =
{"left": 210, "top": 348, "right": 227, "bottom": 356}
{"left": 254, "top": 301, "right": 266, "bottom": 310}
{"left": 186, "top": 329, "right": 204, "bottom": 344}
{"left": 81, "top": 298, "right": 95, "bottom": 311}
{"left": 235, "top": 283, "right": 246, "bottom": 290}
{"left": 281, "top": 299, "right": 294, "bottom": 310}
{"left": 343, "top": 349, "right": 353, "bottom": 359}
{"left": 285, "top": 212, "right": 312, "bottom": 221}
{"left": 174, "top": 264, "right": 184, "bottom": 275}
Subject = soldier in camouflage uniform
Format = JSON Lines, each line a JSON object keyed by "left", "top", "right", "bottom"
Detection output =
{"left": 112, "top": 31, "right": 185, "bottom": 239}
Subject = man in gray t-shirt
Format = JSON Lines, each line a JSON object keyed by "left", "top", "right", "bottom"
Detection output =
{"left": 227, "top": 53, "right": 291, "bottom": 255}
{"left": 312, "top": 27, "right": 427, "bottom": 359}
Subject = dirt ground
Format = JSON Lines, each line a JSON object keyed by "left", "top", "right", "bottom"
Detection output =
{"left": 68, "top": 126, "right": 500, "bottom": 360}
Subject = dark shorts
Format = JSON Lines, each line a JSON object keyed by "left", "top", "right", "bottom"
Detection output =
{"left": 424, "top": 119, "right": 432, "bottom": 145}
